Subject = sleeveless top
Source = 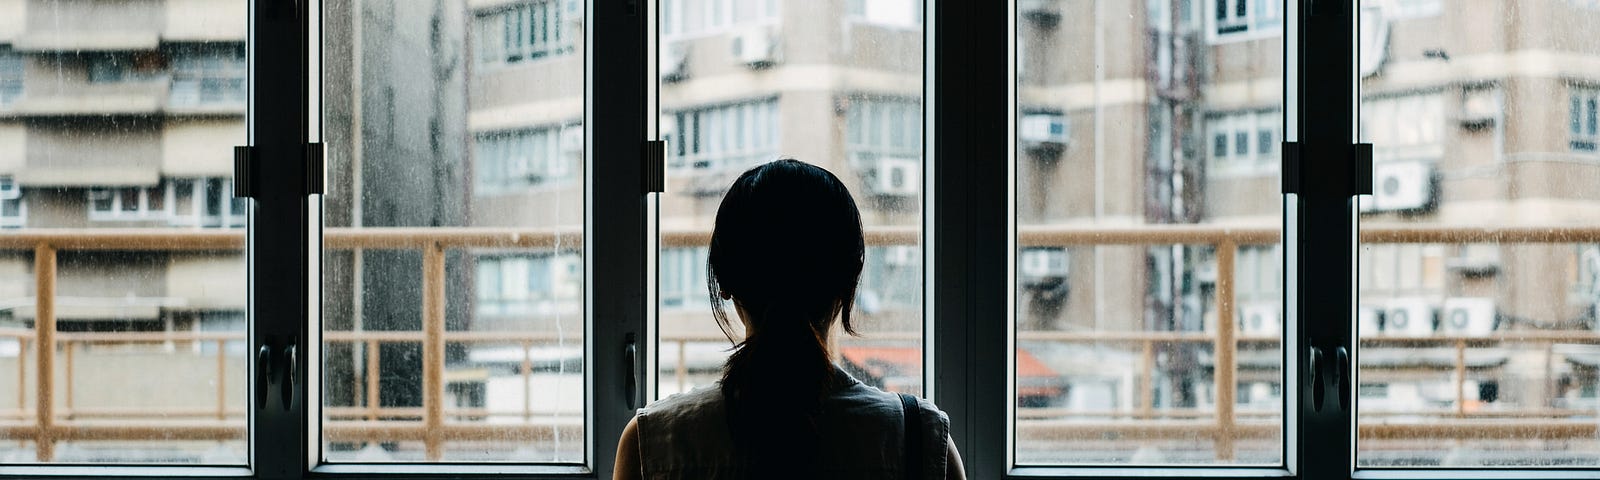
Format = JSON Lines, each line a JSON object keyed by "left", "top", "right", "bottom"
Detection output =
{"left": 635, "top": 369, "right": 950, "bottom": 479}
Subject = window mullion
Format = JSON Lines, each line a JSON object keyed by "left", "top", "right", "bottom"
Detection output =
{"left": 930, "top": 0, "right": 1007, "bottom": 478}
{"left": 590, "top": 0, "right": 648, "bottom": 476}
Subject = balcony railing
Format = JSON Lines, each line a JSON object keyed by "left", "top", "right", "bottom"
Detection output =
{"left": 2, "top": 225, "right": 1599, "bottom": 462}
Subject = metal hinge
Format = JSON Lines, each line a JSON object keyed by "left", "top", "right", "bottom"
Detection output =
{"left": 305, "top": 142, "right": 325, "bottom": 196}
{"left": 644, "top": 140, "right": 665, "bottom": 194}
{"left": 232, "top": 143, "right": 325, "bottom": 198}
{"left": 1352, "top": 142, "right": 1373, "bottom": 196}
{"left": 234, "top": 146, "right": 256, "bottom": 198}
{"left": 1280, "top": 141, "right": 1374, "bottom": 197}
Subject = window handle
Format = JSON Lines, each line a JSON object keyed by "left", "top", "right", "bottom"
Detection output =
{"left": 1308, "top": 346, "right": 1325, "bottom": 413}
{"left": 624, "top": 333, "right": 639, "bottom": 410}
{"left": 256, "top": 344, "right": 274, "bottom": 410}
{"left": 1335, "top": 346, "right": 1351, "bottom": 413}
{"left": 281, "top": 344, "right": 297, "bottom": 411}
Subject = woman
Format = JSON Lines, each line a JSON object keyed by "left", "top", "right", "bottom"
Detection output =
{"left": 615, "top": 159, "right": 964, "bottom": 479}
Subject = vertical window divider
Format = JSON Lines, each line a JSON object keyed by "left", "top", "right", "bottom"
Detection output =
{"left": 590, "top": 0, "right": 648, "bottom": 477}
{"left": 1296, "top": 1, "right": 1356, "bottom": 480}
{"left": 251, "top": 0, "right": 316, "bottom": 477}
{"left": 930, "top": 0, "right": 1007, "bottom": 479}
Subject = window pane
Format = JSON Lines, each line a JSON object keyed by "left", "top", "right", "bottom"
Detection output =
{"left": 1356, "top": 1, "right": 1600, "bottom": 468}
{"left": 655, "top": 0, "right": 925, "bottom": 400}
{"left": 321, "top": 0, "right": 585, "bottom": 463}
{"left": 1015, "top": 0, "right": 1284, "bottom": 465}
{"left": 0, "top": 0, "right": 247, "bottom": 464}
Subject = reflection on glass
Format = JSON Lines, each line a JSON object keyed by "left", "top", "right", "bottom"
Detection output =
{"left": 1014, "top": 0, "right": 1284, "bottom": 465}
{"left": 655, "top": 0, "right": 924, "bottom": 398}
{"left": 320, "top": 0, "right": 584, "bottom": 463}
{"left": 1355, "top": 0, "right": 1600, "bottom": 467}
{"left": 0, "top": 0, "right": 249, "bottom": 464}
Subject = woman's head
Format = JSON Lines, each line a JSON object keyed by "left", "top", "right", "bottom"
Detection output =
{"left": 708, "top": 159, "right": 865, "bottom": 464}
{"left": 708, "top": 158, "right": 865, "bottom": 342}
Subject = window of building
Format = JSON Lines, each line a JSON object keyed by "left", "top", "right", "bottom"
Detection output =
{"left": 0, "top": 176, "right": 22, "bottom": 228}
{"left": 846, "top": 0, "right": 921, "bottom": 27}
{"left": 90, "top": 178, "right": 243, "bottom": 227}
{"left": 168, "top": 43, "right": 247, "bottom": 107}
{"left": 0, "top": 46, "right": 21, "bottom": 107}
{"left": 1210, "top": 0, "right": 1282, "bottom": 42}
{"left": 475, "top": 0, "right": 574, "bottom": 66}
{"left": 847, "top": 97, "right": 922, "bottom": 196}
{"left": 665, "top": 99, "right": 778, "bottom": 173}
{"left": 1364, "top": 0, "right": 1442, "bottom": 19}
{"left": 476, "top": 253, "right": 581, "bottom": 316}
{"left": 475, "top": 124, "right": 580, "bottom": 193}
{"left": 1207, "top": 110, "right": 1280, "bottom": 176}
{"left": 659, "top": 247, "right": 710, "bottom": 309}
{"left": 85, "top": 52, "right": 164, "bottom": 83}
{"left": 1363, "top": 93, "right": 1445, "bottom": 161}
{"left": 1573, "top": 86, "right": 1599, "bottom": 152}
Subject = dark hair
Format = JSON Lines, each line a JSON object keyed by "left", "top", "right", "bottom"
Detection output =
{"left": 707, "top": 159, "right": 864, "bottom": 469}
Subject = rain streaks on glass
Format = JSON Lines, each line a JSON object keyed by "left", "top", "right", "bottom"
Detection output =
{"left": 1014, "top": 0, "right": 1285, "bottom": 465}
{"left": 320, "top": 0, "right": 585, "bottom": 463}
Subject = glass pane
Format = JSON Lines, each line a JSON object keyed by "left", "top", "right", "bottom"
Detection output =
{"left": 1355, "top": 0, "right": 1600, "bottom": 467}
{"left": 1014, "top": 0, "right": 1284, "bottom": 465}
{"left": 654, "top": 0, "right": 925, "bottom": 399}
{"left": 0, "top": 0, "right": 248, "bottom": 464}
{"left": 320, "top": 0, "right": 585, "bottom": 464}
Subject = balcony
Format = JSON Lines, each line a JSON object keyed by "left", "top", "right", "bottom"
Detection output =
{"left": 1, "top": 225, "right": 1598, "bottom": 462}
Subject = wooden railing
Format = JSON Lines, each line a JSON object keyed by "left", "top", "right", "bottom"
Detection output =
{"left": 3, "top": 225, "right": 1600, "bottom": 462}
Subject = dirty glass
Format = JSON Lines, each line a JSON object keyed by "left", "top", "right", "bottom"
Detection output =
{"left": 1014, "top": 0, "right": 1285, "bottom": 465}
{"left": 319, "top": 0, "right": 585, "bottom": 463}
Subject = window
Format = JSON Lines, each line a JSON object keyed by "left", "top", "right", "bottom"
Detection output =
{"left": 87, "top": 184, "right": 173, "bottom": 220}
{"left": 475, "top": 124, "right": 581, "bottom": 193}
{"left": 846, "top": 0, "right": 921, "bottom": 27}
{"left": 0, "top": 46, "right": 20, "bottom": 107}
{"left": 658, "top": 247, "right": 709, "bottom": 309}
{"left": 0, "top": 176, "right": 22, "bottom": 228}
{"left": 1208, "top": 110, "right": 1281, "bottom": 176}
{"left": 475, "top": 254, "right": 581, "bottom": 316}
{"left": 1210, "top": 0, "right": 1282, "bottom": 42}
{"left": 664, "top": 99, "right": 779, "bottom": 174}
{"left": 168, "top": 43, "right": 246, "bottom": 107}
{"left": 475, "top": 0, "right": 574, "bottom": 66}
{"left": 1364, "top": 0, "right": 1443, "bottom": 19}
{"left": 848, "top": 97, "right": 922, "bottom": 196}
{"left": 85, "top": 52, "right": 164, "bottom": 83}
{"left": 1573, "top": 86, "right": 1598, "bottom": 152}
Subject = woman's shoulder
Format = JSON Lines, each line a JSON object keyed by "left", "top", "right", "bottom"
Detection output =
{"left": 637, "top": 384, "right": 726, "bottom": 422}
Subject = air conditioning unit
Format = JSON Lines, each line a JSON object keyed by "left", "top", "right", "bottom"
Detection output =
{"left": 730, "top": 25, "right": 779, "bottom": 68}
{"left": 1020, "top": 113, "right": 1069, "bottom": 147}
{"left": 1439, "top": 297, "right": 1495, "bottom": 337}
{"left": 1458, "top": 87, "right": 1499, "bottom": 129}
{"left": 871, "top": 157, "right": 919, "bottom": 197}
{"left": 1018, "top": 0, "right": 1061, "bottom": 27}
{"left": 884, "top": 246, "right": 917, "bottom": 267}
{"left": 1359, "top": 306, "right": 1382, "bottom": 338}
{"left": 1445, "top": 244, "right": 1499, "bottom": 276}
{"left": 1382, "top": 298, "right": 1435, "bottom": 337}
{"left": 1020, "top": 248, "right": 1069, "bottom": 285}
{"left": 1368, "top": 160, "right": 1436, "bottom": 212}
{"left": 1239, "top": 303, "right": 1282, "bottom": 337}
{"left": 661, "top": 41, "right": 690, "bottom": 82}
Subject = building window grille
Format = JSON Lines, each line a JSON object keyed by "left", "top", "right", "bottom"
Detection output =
{"left": 475, "top": 123, "right": 581, "bottom": 193}
{"left": 0, "top": 46, "right": 21, "bottom": 107}
{"left": 1573, "top": 87, "right": 1599, "bottom": 152}
{"left": 665, "top": 99, "right": 779, "bottom": 173}
{"left": 1206, "top": 110, "right": 1280, "bottom": 176}
{"left": 168, "top": 43, "right": 247, "bottom": 107}
{"left": 475, "top": 0, "right": 575, "bottom": 66}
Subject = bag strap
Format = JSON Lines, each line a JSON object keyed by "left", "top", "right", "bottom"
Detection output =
{"left": 899, "top": 393, "right": 923, "bottom": 480}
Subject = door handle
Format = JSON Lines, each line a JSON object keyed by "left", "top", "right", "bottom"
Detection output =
{"left": 1309, "top": 346, "right": 1325, "bottom": 413}
{"left": 1335, "top": 346, "right": 1350, "bottom": 412}
{"left": 257, "top": 344, "right": 274, "bottom": 410}
{"left": 624, "top": 333, "right": 639, "bottom": 410}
